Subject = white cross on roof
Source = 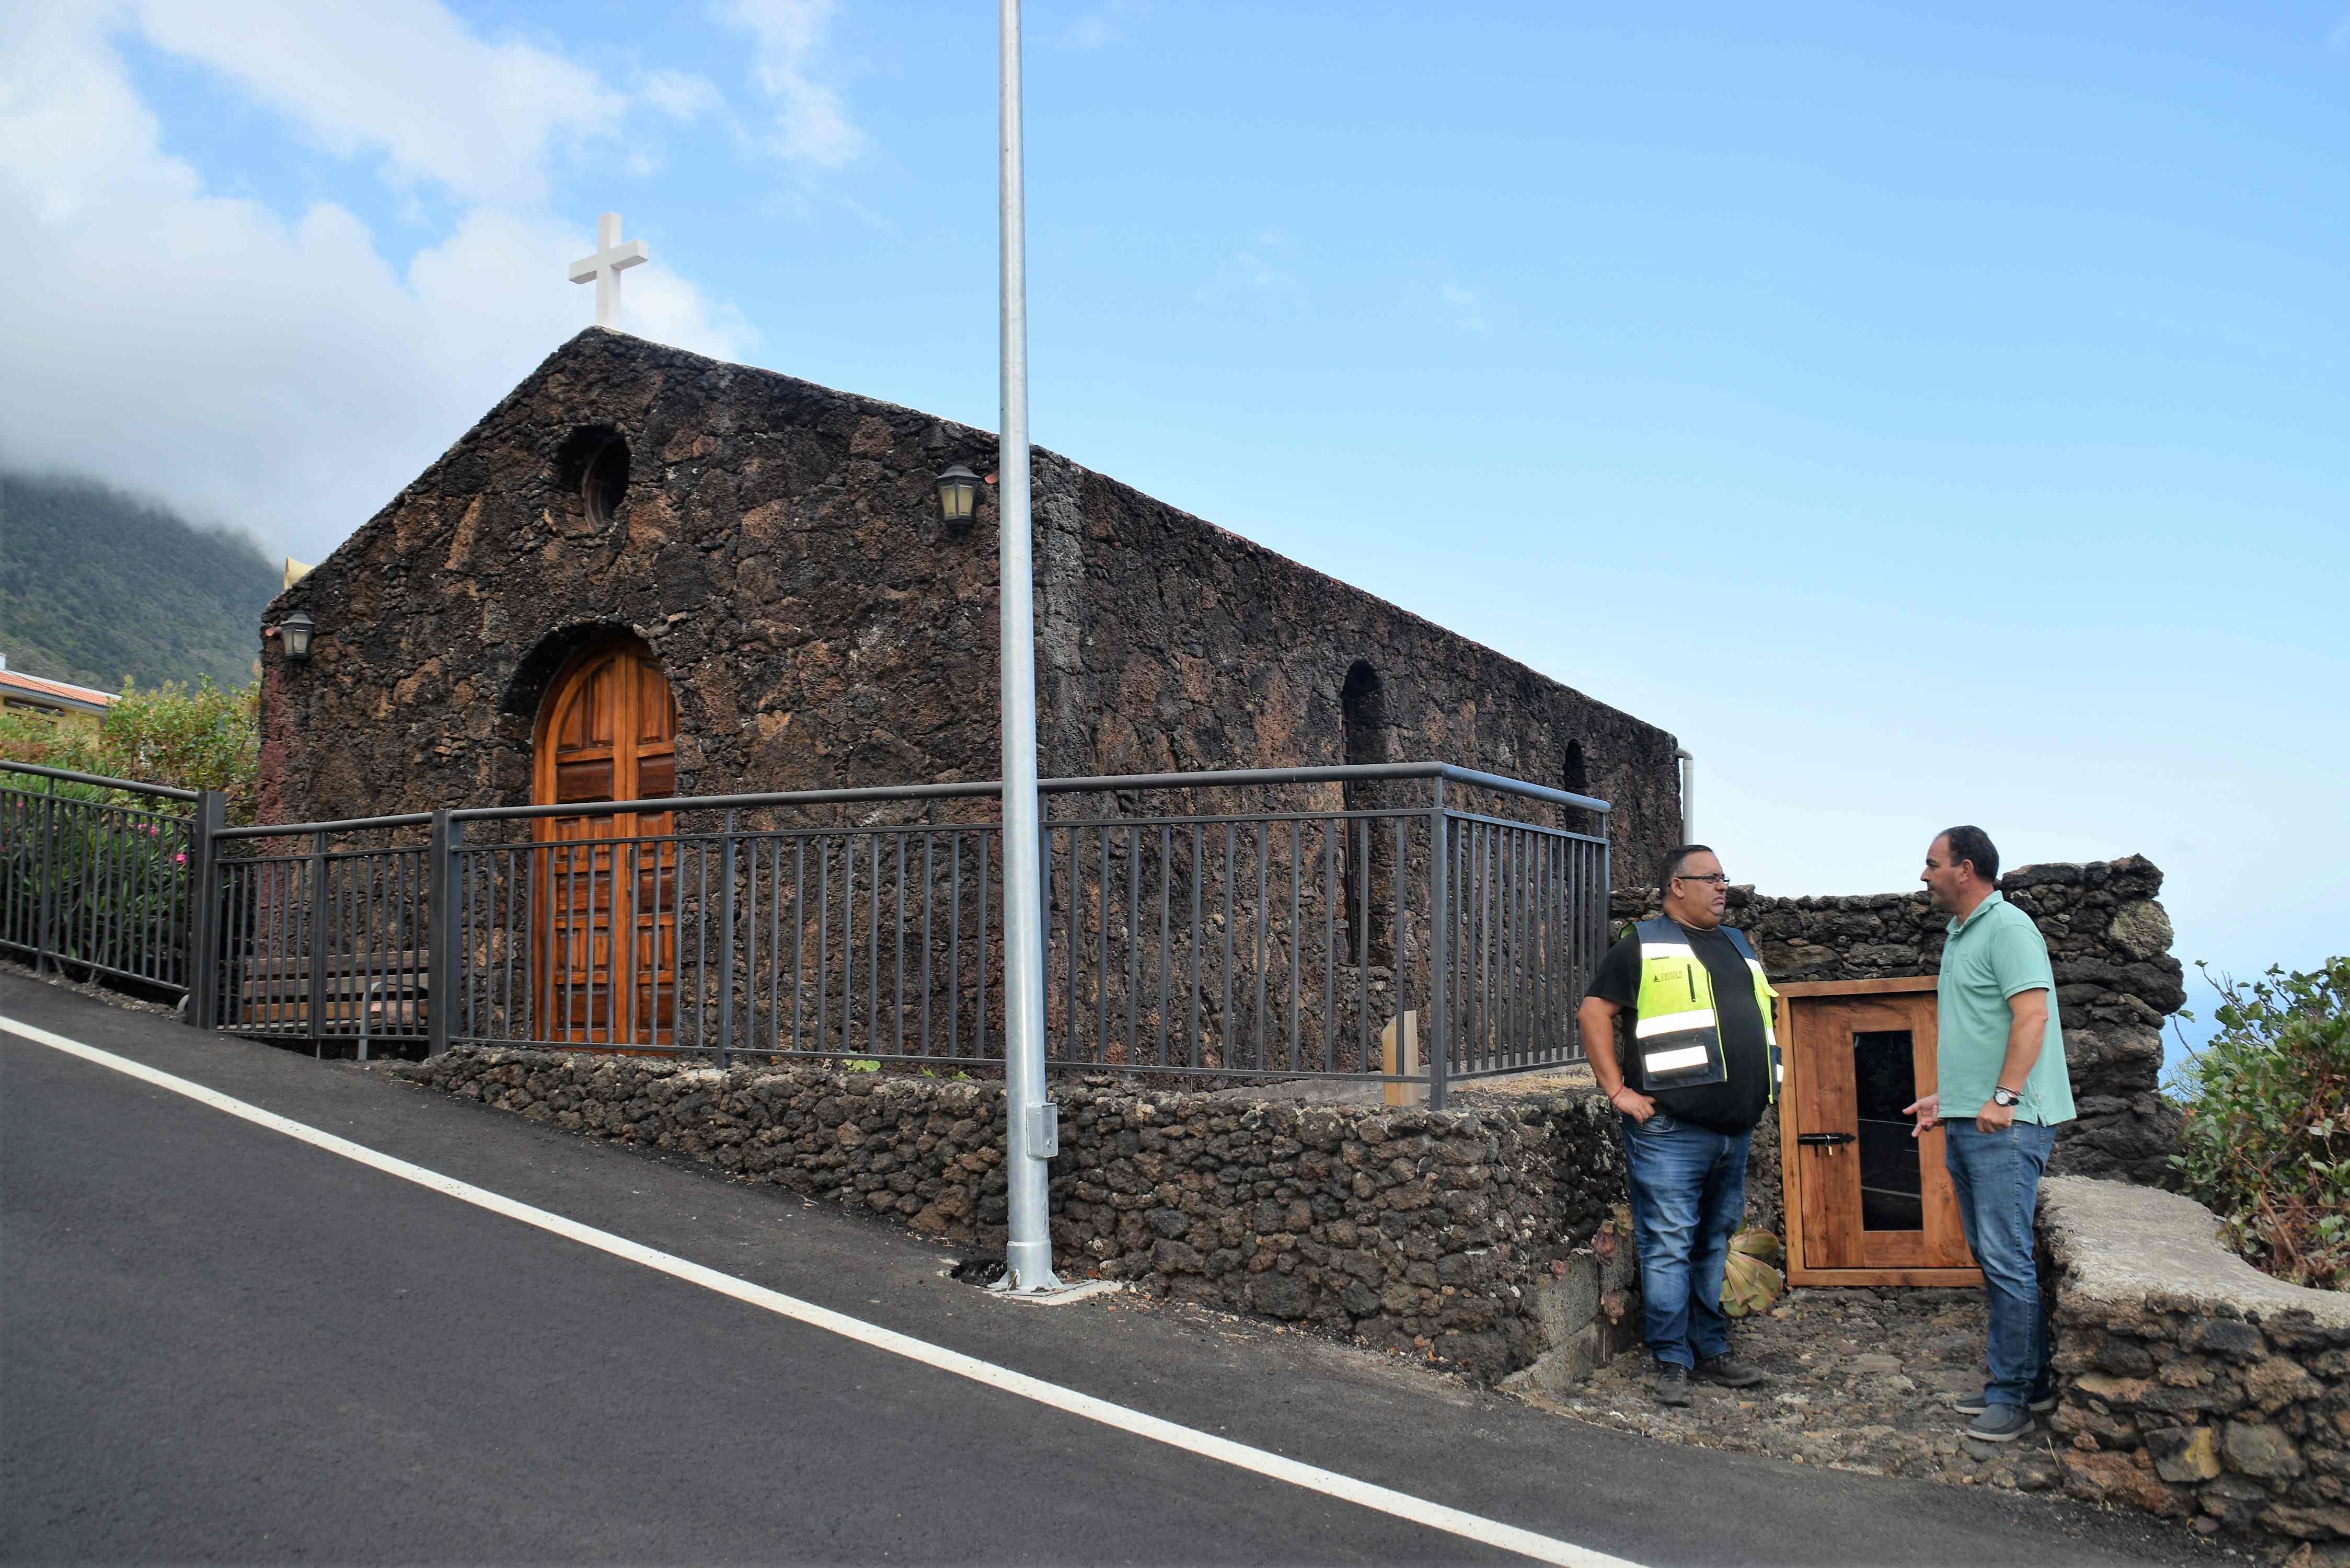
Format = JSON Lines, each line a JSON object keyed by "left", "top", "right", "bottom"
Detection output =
{"left": 568, "top": 212, "right": 648, "bottom": 330}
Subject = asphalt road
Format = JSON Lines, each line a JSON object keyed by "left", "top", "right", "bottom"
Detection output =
{"left": 0, "top": 969, "right": 2213, "bottom": 1567}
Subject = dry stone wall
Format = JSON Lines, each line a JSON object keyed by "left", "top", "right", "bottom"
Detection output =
{"left": 391, "top": 1046, "right": 1637, "bottom": 1382}
{"left": 1612, "top": 856, "right": 2183, "bottom": 1185}
{"left": 2038, "top": 1178, "right": 2350, "bottom": 1558}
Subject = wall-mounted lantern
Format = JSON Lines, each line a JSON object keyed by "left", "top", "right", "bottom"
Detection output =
{"left": 935, "top": 464, "right": 980, "bottom": 532}
{"left": 280, "top": 610, "right": 315, "bottom": 663}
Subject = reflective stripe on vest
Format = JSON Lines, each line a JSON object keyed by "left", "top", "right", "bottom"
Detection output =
{"left": 1629, "top": 917, "right": 1781, "bottom": 1101}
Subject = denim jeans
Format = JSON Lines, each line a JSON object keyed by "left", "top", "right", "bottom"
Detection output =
{"left": 1944, "top": 1119, "right": 2058, "bottom": 1409}
{"left": 1619, "top": 1113, "right": 1749, "bottom": 1369}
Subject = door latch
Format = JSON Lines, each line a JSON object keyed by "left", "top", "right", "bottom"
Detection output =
{"left": 1797, "top": 1132, "right": 1857, "bottom": 1148}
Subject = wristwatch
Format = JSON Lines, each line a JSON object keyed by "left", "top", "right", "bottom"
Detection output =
{"left": 1991, "top": 1085, "right": 2023, "bottom": 1109}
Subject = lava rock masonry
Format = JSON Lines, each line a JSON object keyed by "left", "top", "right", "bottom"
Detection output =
{"left": 1614, "top": 856, "right": 2184, "bottom": 1184}
{"left": 391, "top": 1048, "right": 1632, "bottom": 1383}
{"left": 2038, "top": 1177, "right": 2350, "bottom": 1557}
{"left": 265, "top": 327, "right": 1681, "bottom": 883}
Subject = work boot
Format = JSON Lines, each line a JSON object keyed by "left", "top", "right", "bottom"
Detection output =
{"left": 1696, "top": 1354, "right": 1765, "bottom": 1388}
{"left": 1653, "top": 1362, "right": 1693, "bottom": 1407}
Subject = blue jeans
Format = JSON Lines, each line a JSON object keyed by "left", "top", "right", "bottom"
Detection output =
{"left": 1944, "top": 1120, "right": 2057, "bottom": 1410}
{"left": 1619, "top": 1113, "right": 1749, "bottom": 1369}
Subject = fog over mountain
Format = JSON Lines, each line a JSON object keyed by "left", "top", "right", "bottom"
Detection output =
{"left": 0, "top": 468, "right": 278, "bottom": 694}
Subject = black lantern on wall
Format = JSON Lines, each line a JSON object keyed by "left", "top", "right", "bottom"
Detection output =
{"left": 935, "top": 464, "right": 980, "bottom": 532}
{"left": 280, "top": 610, "right": 315, "bottom": 663}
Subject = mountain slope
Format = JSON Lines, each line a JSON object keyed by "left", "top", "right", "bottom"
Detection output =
{"left": 0, "top": 470, "right": 278, "bottom": 693}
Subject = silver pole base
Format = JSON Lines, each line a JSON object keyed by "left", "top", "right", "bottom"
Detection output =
{"left": 997, "top": 1238, "right": 1063, "bottom": 1295}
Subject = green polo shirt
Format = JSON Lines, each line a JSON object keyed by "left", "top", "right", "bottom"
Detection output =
{"left": 1935, "top": 891, "right": 2075, "bottom": 1126}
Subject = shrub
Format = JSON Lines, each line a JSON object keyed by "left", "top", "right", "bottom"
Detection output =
{"left": 0, "top": 678, "right": 260, "bottom": 824}
{"left": 2, "top": 681, "right": 260, "bottom": 982}
{"left": 2172, "top": 958, "right": 2350, "bottom": 1290}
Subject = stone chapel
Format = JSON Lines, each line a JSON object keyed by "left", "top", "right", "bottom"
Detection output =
{"left": 258, "top": 328, "right": 1685, "bottom": 873}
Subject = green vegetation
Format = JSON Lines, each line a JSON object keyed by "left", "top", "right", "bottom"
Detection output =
{"left": 2, "top": 680, "right": 261, "bottom": 983}
{"left": 0, "top": 678, "right": 261, "bottom": 825}
{"left": 0, "top": 469, "right": 279, "bottom": 694}
{"left": 2172, "top": 958, "right": 2350, "bottom": 1290}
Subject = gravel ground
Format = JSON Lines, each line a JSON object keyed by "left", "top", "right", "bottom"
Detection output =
{"left": 1526, "top": 1283, "right": 2077, "bottom": 1494}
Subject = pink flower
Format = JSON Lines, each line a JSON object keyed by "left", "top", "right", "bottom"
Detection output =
{"left": 174, "top": 852, "right": 187, "bottom": 864}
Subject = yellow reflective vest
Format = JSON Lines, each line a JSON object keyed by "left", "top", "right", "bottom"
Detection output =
{"left": 1629, "top": 916, "right": 1781, "bottom": 1101}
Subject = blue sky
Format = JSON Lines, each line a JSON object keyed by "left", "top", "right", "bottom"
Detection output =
{"left": 3, "top": 2, "right": 2344, "bottom": 1077}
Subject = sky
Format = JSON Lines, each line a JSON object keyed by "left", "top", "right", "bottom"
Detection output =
{"left": 3, "top": 1, "right": 2344, "bottom": 1077}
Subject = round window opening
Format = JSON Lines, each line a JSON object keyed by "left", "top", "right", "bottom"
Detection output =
{"left": 583, "top": 436, "right": 630, "bottom": 525}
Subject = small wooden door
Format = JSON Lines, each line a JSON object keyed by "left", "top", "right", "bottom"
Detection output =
{"left": 532, "top": 638, "right": 678, "bottom": 1046}
{"left": 1778, "top": 978, "right": 1980, "bottom": 1286}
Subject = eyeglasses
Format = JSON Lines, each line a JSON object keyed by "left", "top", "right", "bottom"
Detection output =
{"left": 1672, "top": 872, "right": 1729, "bottom": 886}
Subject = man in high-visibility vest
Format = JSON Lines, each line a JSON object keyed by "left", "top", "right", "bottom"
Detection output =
{"left": 1577, "top": 844, "right": 1778, "bottom": 1407}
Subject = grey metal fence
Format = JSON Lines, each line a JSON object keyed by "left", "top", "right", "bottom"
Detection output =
{"left": 5, "top": 756, "right": 1610, "bottom": 1104}
{"left": 208, "top": 813, "right": 434, "bottom": 1055}
{"left": 0, "top": 762, "right": 222, "bottom": 997}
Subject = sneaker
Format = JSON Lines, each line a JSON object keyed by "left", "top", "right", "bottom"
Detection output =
{"left": 1696, "top": 1354, "right": 1765, "bottom": 1389}
{"left": 1654, "top": 1363, "right": 1693, "bottom": 1407}
{"left": 1961, "top": 1404, "right": 2037, "bottom": 1443}
{"left": 1953, "top": 1391, "right": 2055, "bottom": 1415}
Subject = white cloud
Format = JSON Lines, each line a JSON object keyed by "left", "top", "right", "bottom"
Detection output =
{"left": 1197, "top": 230, "right": 1298, "bottom": 304}
{"left": 1065, "top": 0, "right": 1149, "bottom": 51}
{"left": 0, "top": 4, "right": 751, "bottom": 565}
{"left": 1441, "top": 282, "right": 1489, "bottom": 335}
{"left": 639, "top": 68, "right": 729, "bottom": 123}
{"left": 715, "top": 0, "right": 867, "bottom": 171}
{"left": 129, "top": 0, "right": 625, "bottom": 207}
{"left": 1232, "top": 250, "right": 1282, "bottom": 289}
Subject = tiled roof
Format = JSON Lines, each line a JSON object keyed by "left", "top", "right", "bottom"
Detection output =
{"left": 0, "top": 668, "right": 118, "bottom": 714}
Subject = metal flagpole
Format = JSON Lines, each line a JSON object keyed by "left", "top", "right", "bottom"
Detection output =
{"left": 996, "top": 0, "right": 1061, "bottom": 1294}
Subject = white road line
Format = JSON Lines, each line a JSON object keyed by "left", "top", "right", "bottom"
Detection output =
{"left": 2, "top": 1013, "right": 1645, "bottom": 1568}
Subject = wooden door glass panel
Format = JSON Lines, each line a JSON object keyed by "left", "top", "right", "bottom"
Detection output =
{"left": 1854, "top": 1028, "right": 1923, "bottom": 1232}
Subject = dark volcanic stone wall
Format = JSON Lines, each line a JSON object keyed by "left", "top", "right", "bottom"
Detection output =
{"left": 392, "top": 1046, "right": 1632, "bottom": 1383}
{"left": 262, "top": 329, "right": 1679, "bottom": 879}
{"left": 1613, "top": 857, "right": 2184, "bottom": 1184}
{"left": 2037, "top": 1178, "right": 2350, "bottom": 1552}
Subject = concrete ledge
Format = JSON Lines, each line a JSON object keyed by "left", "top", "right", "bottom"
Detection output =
{"left": 2037, "top": 1178, "right": 2350, "bottom": 1557}
{"left": 2042, "top": 1178, "right": 2350, "bottom": 1329}
{"left": 1495, "top": 1234, "right": 1642, "bottom": 1396}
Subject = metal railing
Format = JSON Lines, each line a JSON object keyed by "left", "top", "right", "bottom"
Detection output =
{"left": 0, "top": 762, "right": 222, "bottom": 996}
{"left": 5, "top": 757, "right": 1611, "bottom": 1104}
{"left": 208, "top": 812, "right": 435, "bottom": 1053}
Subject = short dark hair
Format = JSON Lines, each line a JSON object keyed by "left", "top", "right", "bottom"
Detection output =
{"left": 1938, "top": 825, "right": 2000, "bottom": 884}
{"left": 1660, "top": 843, "right": 1715, "bottom": 899}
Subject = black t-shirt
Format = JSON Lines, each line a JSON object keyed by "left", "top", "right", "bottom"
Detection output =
{"left": 1586, "top": 922, "right": 1771, "bottom": 1134}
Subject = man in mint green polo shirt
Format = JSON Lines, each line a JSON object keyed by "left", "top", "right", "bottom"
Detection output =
{"left": 1904, "top": 824, "right": 2073, "bottom": 1445}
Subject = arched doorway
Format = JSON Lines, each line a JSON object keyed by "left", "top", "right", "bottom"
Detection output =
{"left": 531, "top": 634, "right": 677, "bottom": 1046}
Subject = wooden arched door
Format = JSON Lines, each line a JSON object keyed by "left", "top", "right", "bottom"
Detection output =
{"left": 532, "top": 637, "right": 678, "bottom": 1046}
